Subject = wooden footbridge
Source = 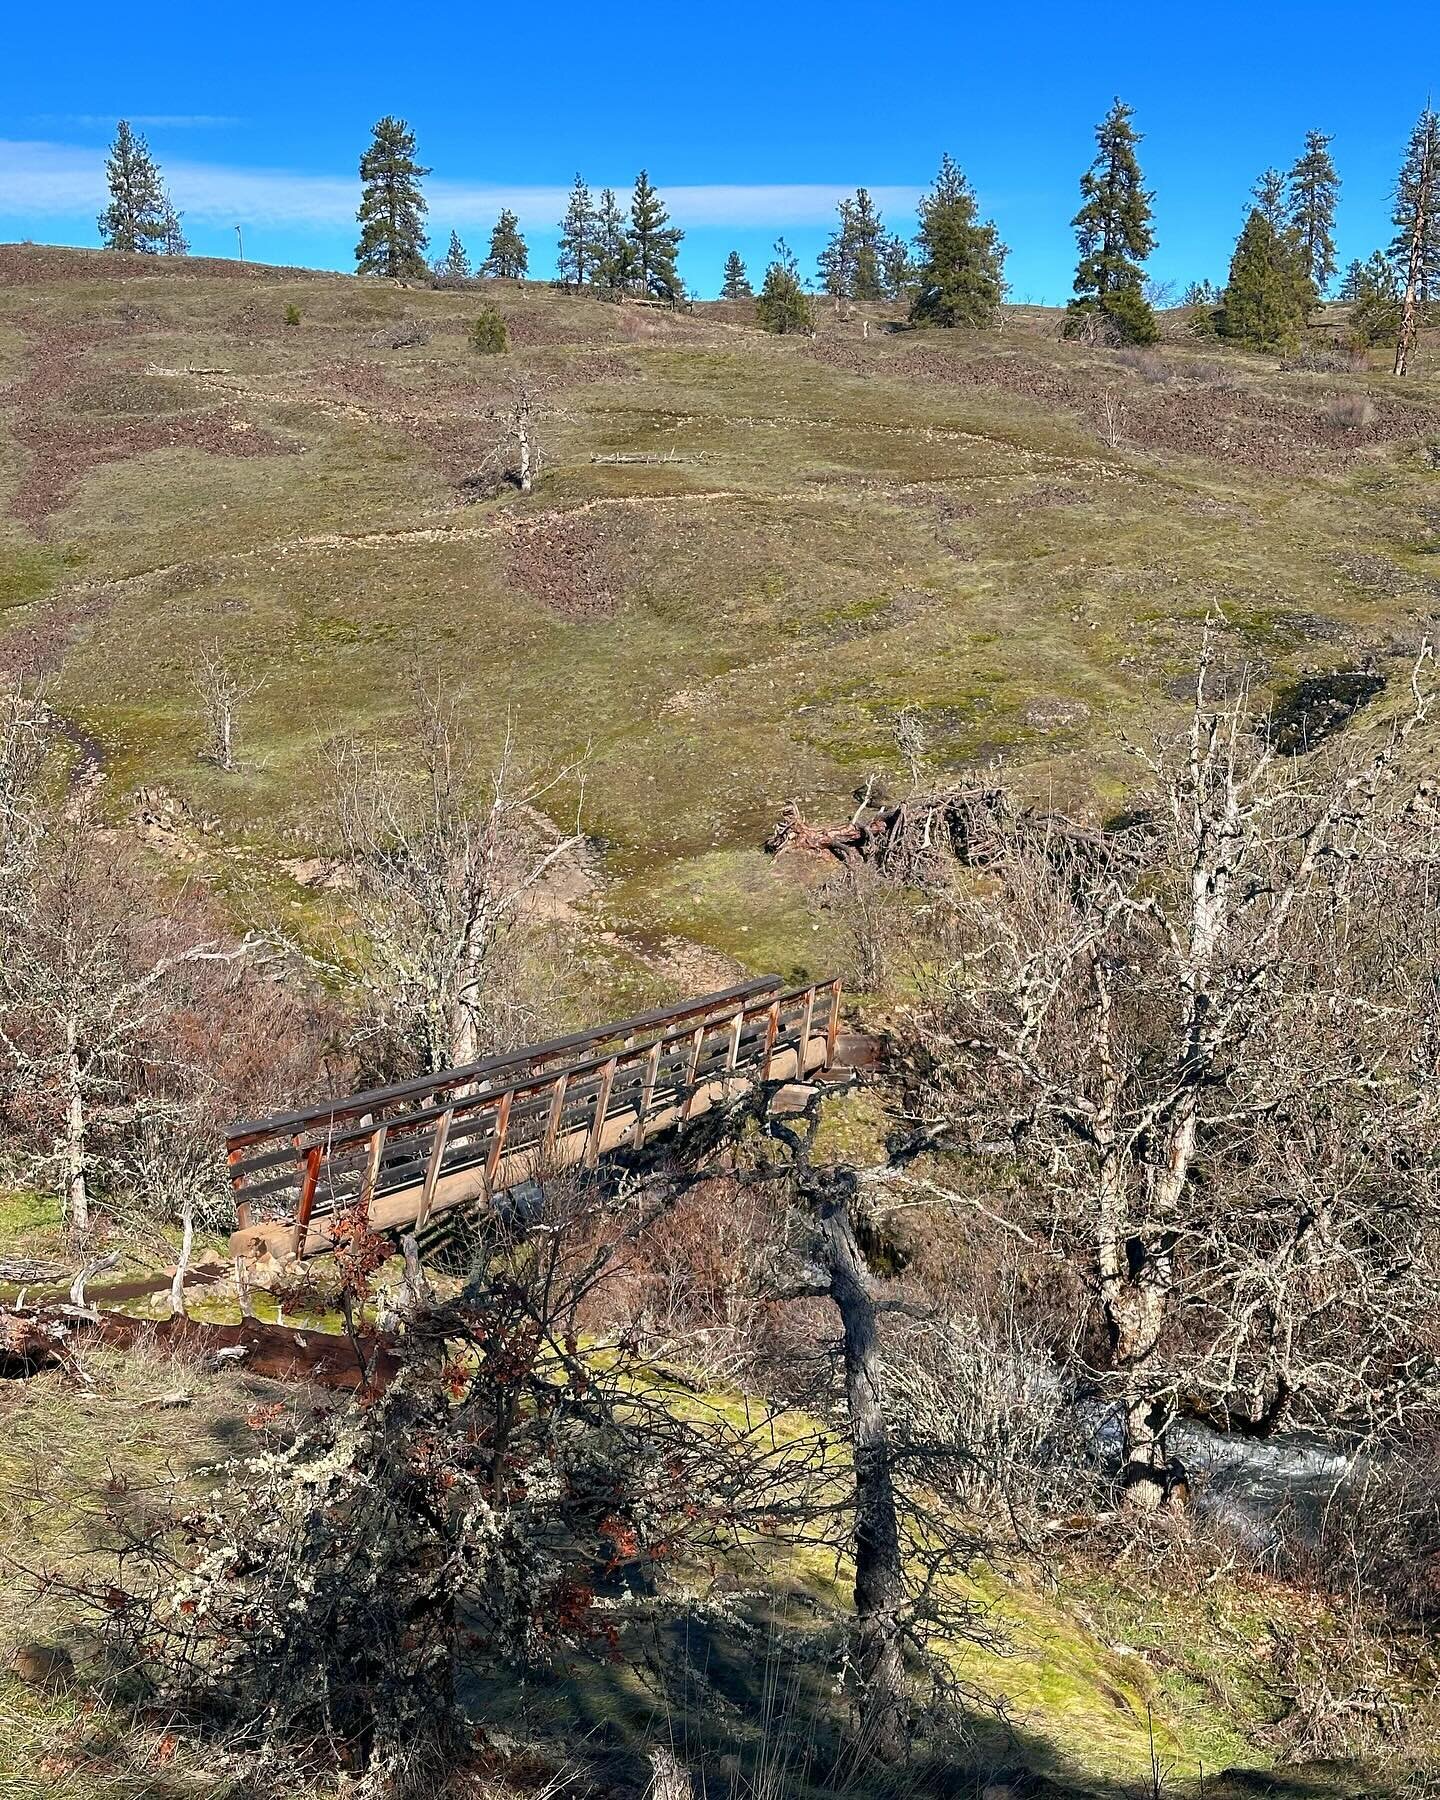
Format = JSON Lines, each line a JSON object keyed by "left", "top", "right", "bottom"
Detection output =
{"left": 226, "top": 975, "right": 843, "bottom": 1262}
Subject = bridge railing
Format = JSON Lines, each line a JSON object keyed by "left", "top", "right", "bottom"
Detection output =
{"left": 225, "top": 975, "right": 841, "bottom": 1257}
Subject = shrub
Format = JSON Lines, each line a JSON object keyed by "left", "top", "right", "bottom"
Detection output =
{"left": 467, "top": 306, "right": 508, "bottom": 354}
{"left": 283, "top": 302, "right": 301, "bottom": 328}
{"left": 368, "top": 321, "right": 429, "bottom": 350}
{"left": 1324, "top": 392, "right": 1376, "bottom": 432}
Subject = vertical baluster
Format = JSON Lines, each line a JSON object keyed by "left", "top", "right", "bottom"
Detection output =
{"left": 415, "top": 1106, "right": 453, "bottom": 1232}
{"left": 760, "top": 999, "right": 781, "bottom": 1081}
{"left": 632, "top": 1040, "right": 662, "bottom": 1148}
{"left": 681, "top": 1023, "right": 706, "bottom": 1122}
{"left": 799, "top": 984, "right": 817, "bottom": 1076}
{"left": 586, "top": 1057, "right": 618, "bottom": 1167}
{"left": 484, "top": 1090, "right": 514, "bottom": 1189}
{"left": 290, "top": 1140, "right": 322, "bottom": 1259}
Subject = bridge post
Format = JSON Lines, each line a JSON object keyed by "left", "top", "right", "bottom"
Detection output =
{"left": 415, "top": 1108, "right": 453, "bottom": 1232}
{"left": 760, "top": 999, "right": 781, "bottom": 1081}
{"left": 586, "top": 1057, "right": 618, "bottom": 1167}
{"left": 291, "top": 1141, "right": 322, "bottom": 1259}
{"left": 484, "top": 1090, "right": 513, "bottom": 1189}
{"left": 632, "top": 1040, "right": 662, "bottom": 1148}
{"left": 680, "top": 1024, "right": 705, "bottom": 1122}
{"left": 543, "top": 1072, "right": 570, "bottom": 1156}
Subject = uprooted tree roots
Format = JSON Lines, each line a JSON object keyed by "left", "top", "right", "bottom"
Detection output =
{"left": 765, "top": 781, "right": 1140, "bottom": 887}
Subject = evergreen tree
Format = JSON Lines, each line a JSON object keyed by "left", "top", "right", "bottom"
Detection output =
{"left": 1338, "top": 258, "right": 1369, "bottom": 301}
{"left": 593, "top": 188, "right": 635, "bottom": 292}
{"left": 355, "top": 117, "right": 430, "bottom": 280}
{"left": 818, "top": 198, "right": 857, "bottom": 303}
{"left": 1390, "top": 108, "right": 1440, "bottom": 304}
{"left": 628, "top": 171, "right": 684, "bottom": 303}
{"left": 1347, "top": 252, "right": 1403, "bottom": 347}
{"left": 1067, "top": 99, "right": 1158, "bottom": 345}
{"left": 1216, "top": 208, "right": 1317, "bottom": 351}
{"left": 879, "top": 232, "right": 916, "bottom": 300}
{"left": 1287, "top": 130, "right": 1340, "bottom": 291}
{"left": 1390, "top": 107, "right": 1440, "bottom": 373}
{"left": 160, "top": 195, "right": 189, "bottom": 256}
{"left": 97, "top": 121, "right": 167, "bottom": 254}
{"left": 720, "top": 250, "right": 752, "bottom": 299}
{"left": 556, "top": 175, "right": 598, "bottom": 289}
{"left": 1251, "top": 167, "right": 1288, "bottom": 230}
{"left": 755, "top": 240, "right": 814, "bottom": 334}
{"left": 481, "top": 210, "right": 528, "bottom": 279}
{"left": 817, "top": 189, "right": 888, "bottom": 304}
{"left": 440, "top": 230, "right": 472, "bottom": 281}
{"left": 910, "top": 153, "right": 1007, "bottom": 329}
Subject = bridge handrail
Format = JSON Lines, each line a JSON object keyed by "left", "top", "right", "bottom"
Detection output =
{"left": 225, "top": 975, "right": 841, "bottom": 1257}
{"left": 224, "top": 973, "right": 784, "bottom": 1149}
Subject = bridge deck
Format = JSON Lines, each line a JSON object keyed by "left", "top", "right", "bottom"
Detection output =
{"left": 225, "top": 975, "right": 841, "bottom": 1260}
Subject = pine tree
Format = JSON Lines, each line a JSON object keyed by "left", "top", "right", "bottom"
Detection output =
{"left": 755, "top": 240, "right": 814, "bottom": 335}
{"left": 97, "top": 121, "right": 168, "bottom": 254}
{"left": 628, "top": 171, "right": 684, "bottom": 303}
{"left": 160, "top": 195, "right": 189, "bottom": 256}
{"left": 880, "top": 233, "right": 915, "bottom": 300}
{"left": 1347, "top": 252, "right": 1403, "bottom": 347}
{"left": 1067, "top": 99, "right": 1158, "bottom": 345}
{"left": 1287, "top": 130, "right": 1340, "bottom": 292}
{"left": 355, "top": 117, "right": 430, "bottom": 280}
{"left": 720, "top": 250, "right": 752, "bottom": 299}
{"left": 593, "top": 189, "right": 635, "bottom": 293}
{"left": 441, "top": 230, "right": 472, "bottom": 281}
{"left": 556, "top": 175, "right": 598, "bottom": 290}
{"left": 481, "top": 210, "right": 528, "bottom": 279}
{"left": 1390, "top": 108, "right": 1440, "bottom": 305}
{"left": 1251, "top": 168, "right": 1288, "bottom": 231}
{"left": 818, "top": 199, "right": 857, "bottom": 305}
{"left": 1216, "top": 208, "right": 1317, "bottom": 352}
{"left": 910, "top": 153, "right": 1007, "bottom": 329}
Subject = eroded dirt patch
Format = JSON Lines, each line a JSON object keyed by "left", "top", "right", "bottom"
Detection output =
{"left": 505, "top": 511, "right": 625, "bottom": 618}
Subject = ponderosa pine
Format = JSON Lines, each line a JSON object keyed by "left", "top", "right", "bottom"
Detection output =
{"left": 1217, "top": 207, "right": 1317, "bottom": 351}
{"left": 910, "top": 153, "right": 1007, "bottom": 329}
{"left": 720, "top": 250, "right": 752, "bottom": 299}
{"left": 628, "top": 171, "right": 684, "bottom": 303}
{"left": 482, "top": 210, "right": 528, "bottom": 279}
{"left": 593, "top": 189, "right": 635, "bottom": 293}
{"left": 441, "top": 230, "right": 471, "bottom": 281}
{"left": 556, "top": 175, "right": 598, "bottom": 289}
{"left": 755, "top": 240, "right": 814, "bottom": 334}
{"left": 1391, "top": 108, "right": 1440, "bottom": 375}
{"left": 1287, "top": 129, "right": 1340, "bottom": 292}
{"left": 355, "top": 117, "right": 430, "bottom": 280}
{"left": 98, "top": 121, "right": 168, "bottom": 254}
{"left": 1067, "top": 99, "right": 1158, "bottom": 345}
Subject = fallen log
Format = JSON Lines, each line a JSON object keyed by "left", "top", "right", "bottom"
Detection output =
{"left": 766, "top": 782, "right": 1144, "bottom": 887}
{"left": 0, "top": 1304, "right": 399, "bottom": 1393}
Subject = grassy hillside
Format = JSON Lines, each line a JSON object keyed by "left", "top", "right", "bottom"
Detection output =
{"left": 3, "top": 244, "right": 1438, "bottom": 999}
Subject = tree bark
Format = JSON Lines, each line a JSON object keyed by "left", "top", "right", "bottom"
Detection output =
{"left": 63, "top": 1014, "right": 89, "bottom": 1236}
{"left": 1395, "top": 128, "right": 1434, "bottom": 377}
{"left": 818, "top": 1185, "right": 909, "bottom": 1765}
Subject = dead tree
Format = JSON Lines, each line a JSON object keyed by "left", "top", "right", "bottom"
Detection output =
{"left": 899, "top": 644, "right": 1440, "bottom": 1507}
{"left": 191, "top": 640, "right": 266, "bottom": 773}
{"left": 322, "top": 681, "right": 587, "bottom": 1076}
{"left": 1394, "top": 109, "right": 1439, "bottom": 377}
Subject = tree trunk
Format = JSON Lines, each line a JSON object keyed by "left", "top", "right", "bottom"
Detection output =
{"left": 819, "top": 1188, "right": 909, "bottom": 1765}
{"left": 1395, "top": 130, "right": 1433, "bottom": 377}
{"left": 516, "top": 402, "right": 534, "bottom": 494}
{"left": 63, "top": 1015, "right": 89, "bottom": 1236}
{"left": 170, "top": 1190, "right": 195, "bottom": 1319}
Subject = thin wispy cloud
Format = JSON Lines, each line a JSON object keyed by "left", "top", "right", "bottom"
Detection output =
{"left": 0, "top": 140, "right": 922, "bottom": 232}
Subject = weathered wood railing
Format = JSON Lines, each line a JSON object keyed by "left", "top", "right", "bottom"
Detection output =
{"left": 225, "top": 975, "right": 841, "bottom": 1260}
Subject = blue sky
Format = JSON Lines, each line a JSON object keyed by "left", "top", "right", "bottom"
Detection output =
{"left": 2, "top": 1, "right": 1436, "bottom": 300}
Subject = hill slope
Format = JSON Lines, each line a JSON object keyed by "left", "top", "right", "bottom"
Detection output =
{"left": 3, "top": 245, "right": 1439, "bottom": 995}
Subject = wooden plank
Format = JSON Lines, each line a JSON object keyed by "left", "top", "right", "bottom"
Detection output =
{"left": 484, "top": 1090, "right": 514, "bottom": 1187}
{"left": 632, "top": 1040, "right": 662, "bottom": 1148}
{"left": 825, "top": 979, "right": 842, "bottom": 1065}
{"left": 290, "top": 1142, "right": 323, "bottom": 1258}
{"left": 543, "top": 1071, "right": 570, "bottom": 1156}
{"left": 414, "top": 1107, "right": 453, "bottom": 1232}
{"left": 760, "top": 999, "right": 781, "bottom": 1081}
{"left": 800, "top": 984, "right": 817, "bottom": 1070}
{"left": 357, "top": 1125, "right": 388, "bottom": 1225}
{"left": 585, "top": 1057, "right": 618, "bottom": 1168}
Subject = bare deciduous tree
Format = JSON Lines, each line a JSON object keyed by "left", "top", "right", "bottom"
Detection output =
{"left": 899, "top": 643, "right": 1440, "bottom": 1507}
{"left": 324, "top": 684, "right": 587, "bottom": 1077}
{"left": 191, "top": 640, "right": 266, "bottom": 773}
